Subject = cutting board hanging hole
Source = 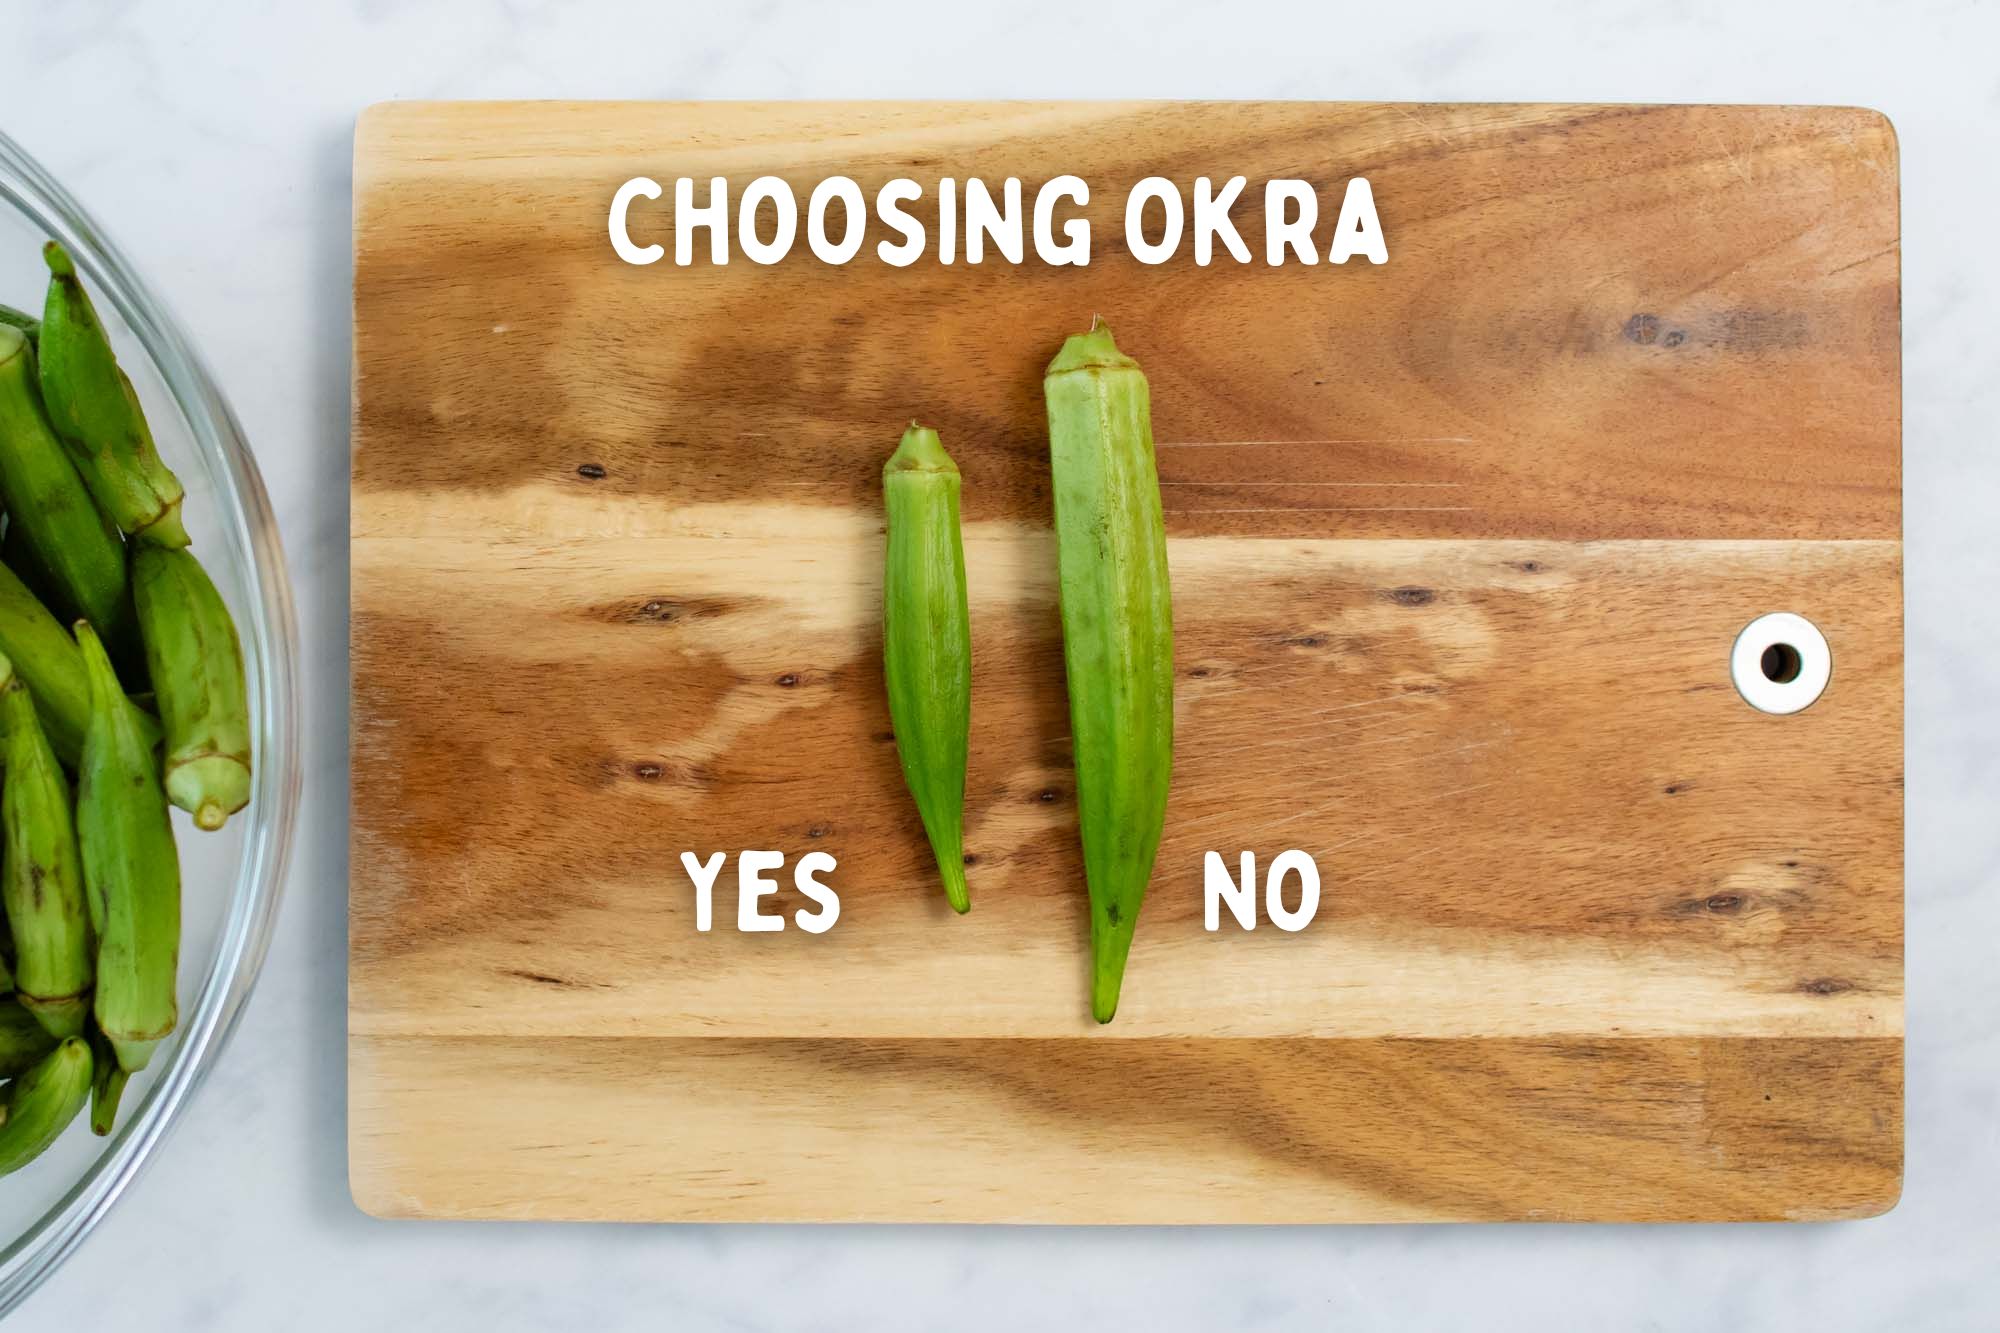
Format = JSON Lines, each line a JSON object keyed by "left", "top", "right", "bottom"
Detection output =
{"left": 1731, "top": 612, "right": 1830, "bottom": 714}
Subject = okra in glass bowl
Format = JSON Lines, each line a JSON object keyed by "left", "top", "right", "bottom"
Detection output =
{"left": 0, "top": 130, "right": 298, "bottom": 1314}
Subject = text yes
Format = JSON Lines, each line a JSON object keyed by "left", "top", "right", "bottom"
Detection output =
{"left": 679, "top": 850, "right": 841, "bottom": 934}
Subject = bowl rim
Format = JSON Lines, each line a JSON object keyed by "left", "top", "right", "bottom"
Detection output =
{"left": 0, "top": 130, "right": 300, "bottom": 1315}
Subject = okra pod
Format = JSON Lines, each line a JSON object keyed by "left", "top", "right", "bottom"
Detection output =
{"left": 0, "top": 558, "right": 93, "bottom": 765}
{"left": 133, "top": 546, "right": 251, "bottom": 829}
{"left": 882, "top": 424, "right": 972, "bottom": 914}
{"left": 0, "top": 325, "right": 134, "bottom": 644}
{"left": 2, "top": 514, "right": 64, "bottom": 619}
{"left": 76, "top": 621, "right": 179, "bottom": 1072}
{"left": 0, "top": 1037, "right": 91, "bottom": 1175}
{"left": 0, "top": 998, "right": 58, "bottom": 1078}
{"left": 0, "top": 653, "right": 92, "bottom": 1039}
{"left": 1044, "top": 320, "right": 1174, "bottom": 1023}
{"left": 36, "top": 242, "right": 189, "bottom": 548}
{"left": 0, "top": 302, "right": 36, "bottom": 348}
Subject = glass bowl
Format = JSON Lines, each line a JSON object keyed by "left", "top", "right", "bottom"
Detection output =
{"left": 0, "top": 131, "right": 299, "bottom": 1314}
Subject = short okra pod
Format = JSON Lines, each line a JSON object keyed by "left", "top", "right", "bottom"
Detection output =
{"left": 76, "top": 621, "right": 180, "bottom": 1072}
{"left": 37, "top": 242, "right": 189, "bottom": 547}
{"left": 882, "top": 424, "right": 972, "bottom": 914}
{"left": 0, "top": 1038, "right": 92, "bottom": 1176}
{"left": 0, "top": 325, "right": 134, "bottom": 655}
{"left": 132, "top": 545, "right": 251, "bottom": 829}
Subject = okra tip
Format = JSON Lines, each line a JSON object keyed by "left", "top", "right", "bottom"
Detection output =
{"left": 1092, "top": 937, "right": 1137, "bottom": 1023}
{"left": 1045, "top": 318, "right": 1139, "bottom": 378}
{"left": 73, "top": 620, "right": 114, "bottom": 699}
{"left": 942, "top": 861, "right": 970, "bottom": 915}
{"left": 884, "top": 422, "right": 957, "bottom": 476}
{"left": 91, "top": 1063, "right": 129, "bottom": 1137}
{"left": 42, "top": 240, "right": 77, "bottom": 280}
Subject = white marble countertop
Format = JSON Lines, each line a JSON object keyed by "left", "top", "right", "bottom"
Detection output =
{"left": 5, "top": 1, "right": 1994, "bottom": 1328}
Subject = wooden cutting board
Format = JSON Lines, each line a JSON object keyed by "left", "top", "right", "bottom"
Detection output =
{"left": 349, "top": 101, "right": 1902, "bottom": 1223}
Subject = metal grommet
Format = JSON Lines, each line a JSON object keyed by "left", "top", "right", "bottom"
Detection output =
{"left": 1730, "top": 612, "right": 1830, "bottom": 715}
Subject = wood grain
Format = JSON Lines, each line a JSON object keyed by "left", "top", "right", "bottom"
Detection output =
{"left": 350, "top": 1035, "right": 1901, "bottom": 1223}
{"left": 350, "top": 102, "right": 1902, "bottom": 1222}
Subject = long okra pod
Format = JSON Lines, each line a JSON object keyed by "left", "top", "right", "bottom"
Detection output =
{"left": 36, "top": 242, "right": 189, "bottom": 548}
{"left": 1044, "top": 321, "right": 1174, "bottom": 1023}
{"left": 133, "top": 546, "right": 251, "bottom": 829}
{"left": 0, "top": 1037, "right": 92, "bottom": 1175}
{"left": 0, "top": 653, "right": 92, "bottom": 1039}
{"left": 0, "top": 325, "right": 134, "bottom": 645}
{"left": 882, "top": 424, "right": 972, "bottom": 914}
{"left": 76, "top": 622, "right": 179, "bottom": 1072}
